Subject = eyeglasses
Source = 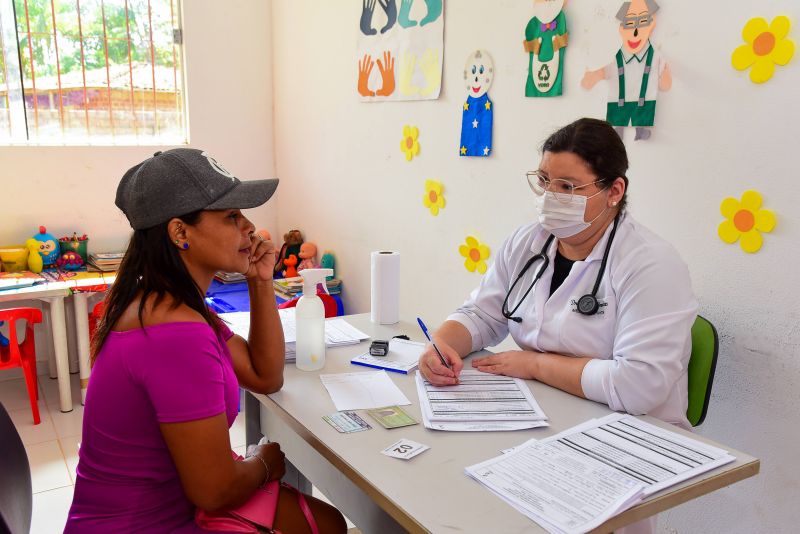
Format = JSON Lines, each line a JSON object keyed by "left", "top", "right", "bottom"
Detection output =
{"left": 526, "top": 171, "right": 604, "bottom": 203}
{"left": 622, "top": 14, "right": 653, "bottom": 29}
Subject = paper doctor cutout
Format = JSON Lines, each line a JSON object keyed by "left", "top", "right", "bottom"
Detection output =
{"left": 460, "top": 50, "right": 494, "bottom": 157}
{"left": 581, "top": 0, "right": 672, "bottom": 141}
{"left": 524, "top": 0, "right": 569, "bottom": 97}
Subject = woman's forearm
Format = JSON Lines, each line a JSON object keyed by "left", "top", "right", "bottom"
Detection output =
{"left": 246, "top": 280, "right": 285, "bottom": 391}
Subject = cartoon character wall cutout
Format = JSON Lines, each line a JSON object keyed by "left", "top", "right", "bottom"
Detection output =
{"left": 460, "top": 50, "right": 494, "bottom": 157}
{"left": 357, "top": 0, "right": 444, "bottom": 101}
{"left": 581, "top": 0, "right": 671, "bottom": 141}
{"left": 524, "top": 0, "right": 569, "bottom": 97}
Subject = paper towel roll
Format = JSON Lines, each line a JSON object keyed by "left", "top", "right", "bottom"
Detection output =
{"left": 370, "top": 251, "right": 400, "bottom": 324}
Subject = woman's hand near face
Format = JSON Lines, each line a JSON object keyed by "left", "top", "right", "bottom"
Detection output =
{"left": 245, "top": 235, "right": 276, "bottom": 281}
{"left": 471, "top": 351, "right": 538, "bottom": 380}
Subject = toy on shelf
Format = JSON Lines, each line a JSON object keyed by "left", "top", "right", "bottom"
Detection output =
{"left": 0, "top": 245, "right": 29, "bottom": 273}
{"left": 298, "top": 242, "right": 319, "bottom": 271}
{"left": 320, "top": 251, "right": 336, "bottom": 281}
{"left": 274, "top": 229, "right": 303, "bottom": 278}
{"left": 56, "top": 250, "right": 84, "bottom": 270}
{"left": 30, "top": 226, "right": 60, "bottom": 268}
{"left": 283, "top": 254, "right": 299, "bottom": 278}
{"left": 59, "top": 233, "right": 89, "bottom": 264}
{"left": 256, "top": 229, "right": 272, "bottom": 241}
{"left": 25, "top": 239, "right": 44, "bottom": 273}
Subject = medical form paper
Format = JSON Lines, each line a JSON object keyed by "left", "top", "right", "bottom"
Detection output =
{"left": 466, "top": 413, "right": 735, "bottom": 534}
{"left": 415, "top": 370, "right": 549, "bottom": 431}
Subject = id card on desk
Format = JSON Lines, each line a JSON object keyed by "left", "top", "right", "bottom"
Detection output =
{"left": 323, "top": 411, "right": 372, "bottom": 433}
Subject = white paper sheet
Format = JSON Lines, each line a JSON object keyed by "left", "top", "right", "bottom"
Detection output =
{"left": 320, "top": 370, "right": 411, "bottom": 411}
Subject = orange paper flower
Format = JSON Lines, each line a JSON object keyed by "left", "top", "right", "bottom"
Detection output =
{"left": 423, "top": 180, "right": 445, "bottom": 216}
{"left": 732, "top": 16, "right": 795, "bottom": 83}
{"left": 400, "top": 125, "right": 420, "bottom": 161}
{"left": 459, "top": 236, "right": 490, "bottom": 274}
{"left": 718, "top": 190, "right": 776, "bottom": 253}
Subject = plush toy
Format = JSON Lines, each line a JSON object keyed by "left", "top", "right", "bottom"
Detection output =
{"left": 320, "top": 251, "right": 336, "bottom": 281}
{"left": 274, "top": 230, "right": 303, "bottom": 277}
{"left": 0, "top": 321, "right": 9, "bottom": 348}
{"left": 25, "top": 239, "right": 44, "bottom": 273}
{"left": 297, "top": 242, "right": 318, "bottom": 271}
{"left": 282, "top": 254, "right": 299, "bottom": 278}
{"left": 30, "top": 226, "right": 60, "bottom": 267}
{"left": 256, "top": 229, "right": 272, "bottom": 241}
{"left": 56, "top": 250, "right": 84, "bottom": 270}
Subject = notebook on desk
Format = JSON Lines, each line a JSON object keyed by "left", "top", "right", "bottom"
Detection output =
{"left": 350, "top": 338, "right": 425, "bottom": 374}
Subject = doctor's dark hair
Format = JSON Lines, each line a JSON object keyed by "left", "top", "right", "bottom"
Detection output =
{"left": 541, "top": 118, "right": 629, "bottom": 212}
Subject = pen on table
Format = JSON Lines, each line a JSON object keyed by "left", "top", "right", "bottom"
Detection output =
{"left": 416, "top": 317, "right": 453, "bottom": 371}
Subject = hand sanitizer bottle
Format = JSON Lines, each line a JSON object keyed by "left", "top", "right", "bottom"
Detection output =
{"left": 295, "top": 268, "right": 334, "bottom": 371}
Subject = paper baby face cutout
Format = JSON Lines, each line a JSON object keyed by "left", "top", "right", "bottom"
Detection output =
{"left": 460, "top": 50, "right": 494, "bottom": 157}
{"left": 523, "top": 0, "right": 569, "bottom": 97}
{"left": 581, "top": 0, "right": 671, "bottom": 142}
{"left": 464, "top": 50, "right": 494, "bottom": 98}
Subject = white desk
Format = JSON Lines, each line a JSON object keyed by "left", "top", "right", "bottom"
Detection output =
{"left": 245, "top": 314, "right": 760, "bottom": 534}
{"left": 0, "top": 282, "right": 73, "bottom": 412}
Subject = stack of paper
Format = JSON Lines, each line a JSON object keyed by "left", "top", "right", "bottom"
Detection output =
{"left": 273, "top": 276, "right": 342, "bottom": 300}
{"left": 465, "top": 413, "right": 736, "bottom": 534}
{"left": 214, "top": 271, "right": 246, "bottom": 283}
{"left": 320, "top": 371, "right": 411, "bottom": 411}
{"left": 350, "top": 338, "right": 425, "bottom": 374}
{"left": 415, "top": 370, "right": 549, "bottom": 431}
{"left": 219, "top": 309, "right": 369, "bottom": 362}
{"left": 87, "top": 252, "right": 124, "bottom": 272}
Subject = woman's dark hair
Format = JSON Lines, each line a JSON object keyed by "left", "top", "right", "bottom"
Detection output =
{"left": 542, "top": 118, "right": 629, "bottom": 211}
{"left": 91, "top": 210, "right": 220, "bottom": 363}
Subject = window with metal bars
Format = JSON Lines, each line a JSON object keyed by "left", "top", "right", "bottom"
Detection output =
{"left": 0, "top": 0, "right": 186, "bottom": 145}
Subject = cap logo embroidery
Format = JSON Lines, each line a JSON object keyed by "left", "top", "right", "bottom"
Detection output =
{"left": 201, "top": 151, "right": 235, "bottom": 181}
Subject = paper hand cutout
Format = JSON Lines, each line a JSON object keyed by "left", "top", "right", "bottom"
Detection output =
{"left": 399, "top": 52, "right": 420, "bottom": 95}
{"left": 358, "top": 54, "right": 376, "bottom": 97}
{"left": 580, "top": 67, "right": 605, "bottom": 90}
{"left": 360, "top": 0, "right": 378, "bottom": 36}
{"left": 376, "top": 51, "right": 396, "bottom": 96}
{"left": 398, "top": 0, "right": 417, "bottom": 28}
{"left": 377, "top": 0, "right": 398, "bottom": 33}
{"left": 420, "top": 0, "right": 442, "bottom": 26}
{"left": 418, "top": 48, "right": 441, "bottom": 96}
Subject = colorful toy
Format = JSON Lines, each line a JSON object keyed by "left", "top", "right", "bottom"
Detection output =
{"left": 59, "top": 233, "right": 89, "bottom": 263}
{"left": 56, "top": 250, "right": 84, "bottom": 270}
{"left": 320, "top": 251, "right": 336, "bottom": 281}
{"left": 256, "top": 229, "right": 272, "bottom": 242}
{"left": 297, "top": 242, "right": 319, "bottom": 271}
{"left": 25, "top": 239, "right": 44, "bottom": 273}
{"left": 0, "top": 321, "right": 8, "bottom": 347}
{"left": 282, "top": 254, "right": 299, "bottom": 278}
{"left": 274, "top": 230, "right": 304, "bottom": 278}
{"left": 30, "top": 226, "right": 60, "bottom": 267}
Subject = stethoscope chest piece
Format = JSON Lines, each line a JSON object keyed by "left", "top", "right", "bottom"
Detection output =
{"left": 576, "top": 294, "right": 599, "bottom": 315}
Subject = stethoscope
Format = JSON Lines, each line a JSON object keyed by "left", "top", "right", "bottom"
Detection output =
{"left": 501, "top": 215, "right": 620, "bottom": 322}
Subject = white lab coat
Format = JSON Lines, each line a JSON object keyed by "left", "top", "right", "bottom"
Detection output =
{"left": 447, "top": 213, "right": 698, "bottom": 430}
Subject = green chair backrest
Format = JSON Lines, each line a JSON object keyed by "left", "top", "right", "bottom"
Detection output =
{"left": 687, "top": 316, "right": 719, "bottom": 427}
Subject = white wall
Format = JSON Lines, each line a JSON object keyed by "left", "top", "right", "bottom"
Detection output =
{"left": 0, "top": 0, "right": 278, "bottom": 250}
{"left": 272, "top": 1, "right": 799, "bottom": 532}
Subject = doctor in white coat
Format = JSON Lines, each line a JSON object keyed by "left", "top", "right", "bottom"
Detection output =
{"left": 419, "top": 117, "right": 697, "bottom": 533}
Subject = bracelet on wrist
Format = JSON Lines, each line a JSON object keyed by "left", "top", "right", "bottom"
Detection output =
{"left": 253, "top": 455, "right": 270, "bottom": 486}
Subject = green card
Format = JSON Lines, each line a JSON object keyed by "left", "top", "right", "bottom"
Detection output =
{"left": 367, "top": 405, "right": 418, "bottom": 429}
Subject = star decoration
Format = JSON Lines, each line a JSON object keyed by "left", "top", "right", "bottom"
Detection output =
{"left": 485, "top": 100, "right": 491, "bottom": 110}
{"left": 472, "top": 119, "right": 479, "bottom": 128}
{"left": 483, "top": 146, "right": 490, "bottom": 155}
{"left": 460, "top": 146, "right": 467, "bottom": 155}
{"left": 463, "top": 102, "right": 469, "bottom": 111}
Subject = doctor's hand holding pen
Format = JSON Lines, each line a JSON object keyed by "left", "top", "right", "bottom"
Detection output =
{"left": 417, "top": 319, "right": 475, "bottom": 386}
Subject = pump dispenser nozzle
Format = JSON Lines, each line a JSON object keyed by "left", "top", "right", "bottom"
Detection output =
{"left": 299, "top": 268, "right": 334, "bottom": 296}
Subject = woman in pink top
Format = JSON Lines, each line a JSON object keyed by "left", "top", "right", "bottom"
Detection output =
{"left": 66, "top": 149, "right": 346, "bottom": 533}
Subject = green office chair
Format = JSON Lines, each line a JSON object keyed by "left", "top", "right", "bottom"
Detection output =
{"left": 687, "top": 316, "right": 719, "bottom": 427}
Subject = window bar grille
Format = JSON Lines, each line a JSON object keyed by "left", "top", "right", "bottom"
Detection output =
{"left": 146, "top": 0, "right": 157, "bottom": 135}
{"left": 123, "top": 0, "right": 138, "bottom": 137}
{"left": 75, "top": 0, "right": 91, "bottom": 136}
{"left": 0, "top": 14, "right": 10, "bottom": 137}
{"left": 48, "top": 0, "right": 66, "bottom": 135}
{"left": 99, "top": 0, "right": 114, "bottom": 137}
{"left": 21, "top": 0, "right": 39, "bottom": 133}
{"left": 169, "top": 0, "right": 179, "bottom": 134}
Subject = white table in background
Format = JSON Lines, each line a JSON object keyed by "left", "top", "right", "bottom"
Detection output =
{"left": 244, "top": 314, "right": 760, "bottom": 534}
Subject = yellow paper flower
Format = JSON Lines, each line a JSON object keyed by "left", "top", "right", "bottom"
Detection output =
{"left": 732, "top": 16, "right": 795, "bottom": 83}
{"left": 718, "top": 190, "right": 776, "bottom": 253}
{"left": 459, "top": 236, "right": 490, "bottom": 274}
{"left": 400, "top": 125, "right": 420, "bottom": 161}
{"left": 423, "top": 180, "right": 446, "bottom": 216}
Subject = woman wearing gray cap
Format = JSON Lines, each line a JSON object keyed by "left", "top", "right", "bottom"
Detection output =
{"left": 66, "top": 149, "right": 346, "bottom": 533}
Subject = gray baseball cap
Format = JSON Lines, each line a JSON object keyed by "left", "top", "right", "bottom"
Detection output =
{"left": 116, "top": 148, "right": 279, "bottom": 230}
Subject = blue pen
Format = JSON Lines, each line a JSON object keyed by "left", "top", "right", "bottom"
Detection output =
{"left": 416, "top": 317, "right": 452, "bottom": 371}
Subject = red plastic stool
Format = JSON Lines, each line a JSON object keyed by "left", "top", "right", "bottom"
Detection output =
{"left": 89, "top": 301, "right": 106, "bottom": 343}
{"left": 0, "top": 308, "right": 43, "bottom": 425}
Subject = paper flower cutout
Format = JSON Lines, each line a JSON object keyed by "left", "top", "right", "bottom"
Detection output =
{"left": 423, "top": 180, "right": 446, "bottom": 216}
{"left": 718, "top": 190, "right": 776, "bottom": 253}
{"left": 400, "top": 125, "right": 420, "bottom": 161}
{"left": 732, "top": 16, "right": 795, "bottom": 84}
{"left": 459, "top": 236, "right": 490, "bottom": 274}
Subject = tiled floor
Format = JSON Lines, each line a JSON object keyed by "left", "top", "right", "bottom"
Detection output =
{"left": 1, "top": 371, "right": 248, "bottom": 534}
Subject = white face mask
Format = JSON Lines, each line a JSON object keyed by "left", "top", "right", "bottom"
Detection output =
{"left": 535, "top": 189, "right": 607, "bottom": 238}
